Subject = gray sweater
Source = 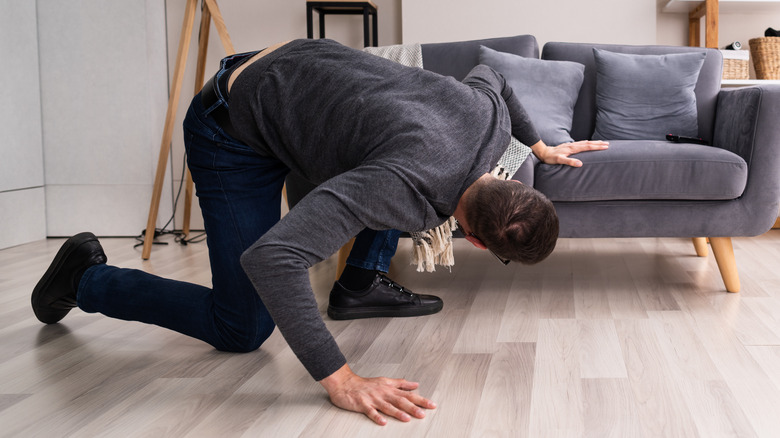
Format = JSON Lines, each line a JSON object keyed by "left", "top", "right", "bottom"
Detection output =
{"left": 230, "top": 39, "right": 540, "bottom": 380}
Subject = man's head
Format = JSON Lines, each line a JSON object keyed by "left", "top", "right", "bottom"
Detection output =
{"left": 462, "top": 177, "right": 559, "bottom": 265}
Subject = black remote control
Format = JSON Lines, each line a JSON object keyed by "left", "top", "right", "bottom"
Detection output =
{"left": 666, "top": 134, "right": 708, "bottom": 145}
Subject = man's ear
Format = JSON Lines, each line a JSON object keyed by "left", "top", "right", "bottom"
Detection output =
{"left": 465, "top": 233, "right": 488, "bottom": 250}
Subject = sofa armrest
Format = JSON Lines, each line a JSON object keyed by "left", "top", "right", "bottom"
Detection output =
{"left": 713, "top": 87, "right": 761, "bottom": 162}
{"left": 511, "top": 153, "right": 537, "bottom": 186}
{"left": 714, "top": 85, "right": 780, "bottom": 233}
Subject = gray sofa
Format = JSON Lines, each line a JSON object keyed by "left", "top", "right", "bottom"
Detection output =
{"left": 287, "top": 35, "right": 780, "bottom": 293}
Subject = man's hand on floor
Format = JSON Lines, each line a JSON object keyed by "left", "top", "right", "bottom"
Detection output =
{"left": 320, "top": 364, "right": 437, "bottom": 425}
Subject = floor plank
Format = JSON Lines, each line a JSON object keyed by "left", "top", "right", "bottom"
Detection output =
{"left": 581, "top": 378, "right": 643, "bottom": 438}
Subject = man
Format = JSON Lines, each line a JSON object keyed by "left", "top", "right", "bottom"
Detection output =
{"left": 32, "top": 39, "right": 606, "bottom": 425}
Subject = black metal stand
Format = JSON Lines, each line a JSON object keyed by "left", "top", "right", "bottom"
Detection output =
{"left": 306, "top": 1, "right": 378, "bottom": 47}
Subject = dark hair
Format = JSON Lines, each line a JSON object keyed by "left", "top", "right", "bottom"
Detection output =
{"left": 465, "top": 179, "right": 559, "bottom": 264}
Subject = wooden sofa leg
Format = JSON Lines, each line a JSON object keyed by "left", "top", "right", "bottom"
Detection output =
{"left": 692, "top": 237, "right": 709, "bottom": 257}
{"left": 709, "top": 237, "right": 740, "bottom": 293}
{"left": 335, "top": 238, "right": 356, "bottom": 281}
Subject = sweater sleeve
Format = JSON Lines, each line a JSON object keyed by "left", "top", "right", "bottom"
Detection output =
{"left": 239, "top": 166, "right": 434, "bottom": 381}
{"left": 461, "top": 65, "right": 541, "bottom": 147}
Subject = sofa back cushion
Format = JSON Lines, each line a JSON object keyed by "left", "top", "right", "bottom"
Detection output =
{"left": 421, "top": 35, "right": 539, "bottom": 80}
{"left": 479, "top": 45, "right": 585, "bottom": 145}
{"left": 542, "top": 42, "right": 722, "bottom": 143}
{"left": 592, "top": 49, "right": 706, "bottom": 141}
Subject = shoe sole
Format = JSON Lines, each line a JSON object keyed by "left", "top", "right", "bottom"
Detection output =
{"left": 327, "top": 300, "right": 444, "bottom": 320}
{"left": 31, "top": 232, "right": 99, "bottom": 324}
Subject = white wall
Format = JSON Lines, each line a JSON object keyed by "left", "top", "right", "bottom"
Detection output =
{"left": 37, "top": 0, "right": 171, "bottom": 237}
{"left": 402, "top": 0, "right": 658, "bottom": 47}
{"left": 0, "top": 1, "right": 46, "bottom": 249}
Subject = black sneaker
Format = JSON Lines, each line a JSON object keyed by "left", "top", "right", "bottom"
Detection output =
{"left": 327, "top": 273, "right": 443, "bottom": 320}
{"left": 31, "top": 232, "right": 107, "bottom": 324}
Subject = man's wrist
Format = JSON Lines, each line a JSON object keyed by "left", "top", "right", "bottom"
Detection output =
{"left": 530, "top": 140, "right": 547, "bottom": 160}
{"left": 320, "top": 363, "right": 354, "bottom": 392}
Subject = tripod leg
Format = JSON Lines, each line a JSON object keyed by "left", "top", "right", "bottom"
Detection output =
{"left": 142, "top": 0, "right": 199, "bottom": 260}
{"left": 204, "top": 0, "right": 235, "bottom": 54}
{"left": 182, "top": 2, "right": 213, "bottom": 239}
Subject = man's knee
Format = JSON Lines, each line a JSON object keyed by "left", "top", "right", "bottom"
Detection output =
{"left": 214, "top": 319, "right": 275, "bottom": 353}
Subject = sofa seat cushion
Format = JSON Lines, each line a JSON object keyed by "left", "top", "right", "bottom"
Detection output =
{"left": 533, "top": 140, "right": 747, "bottom": 201}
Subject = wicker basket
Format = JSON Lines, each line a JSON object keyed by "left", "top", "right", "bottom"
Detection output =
{"left": 749, "top": 37, "right": 780, "bottom": 79}
{"left": 721, "top": 50, "right": 749, "bottom": 80}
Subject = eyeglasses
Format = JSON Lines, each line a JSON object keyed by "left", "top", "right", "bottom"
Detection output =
{"left": 470, "top": 233, "right": 510, "bottom": 266}
{"left": 488, "top": 248, "right": 511, "bottom": 266}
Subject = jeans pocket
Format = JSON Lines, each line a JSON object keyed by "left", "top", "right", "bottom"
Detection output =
{"left": 212, "top": 134, "right": 257, "bottom": 156}
{"left": 184, "top": 120, "right": 256, "bottom": 161}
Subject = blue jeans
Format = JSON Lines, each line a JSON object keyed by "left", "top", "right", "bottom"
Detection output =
{"left": 347, "top": 228, "right": 401, "bottom": 273}
{"left": 77, "top": 57, "right": 400, "bottom": 351}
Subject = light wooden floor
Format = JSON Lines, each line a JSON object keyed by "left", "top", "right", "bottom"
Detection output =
{"left": 1, "top": 233, "right": 780, "bottom": 437}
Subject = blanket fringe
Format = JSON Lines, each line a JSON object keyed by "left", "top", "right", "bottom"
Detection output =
{"left": 490, "top": 165, "right": 510, "bottom": 180}
{"left": 411, "top": 217, "right": 457, "bottom": 272}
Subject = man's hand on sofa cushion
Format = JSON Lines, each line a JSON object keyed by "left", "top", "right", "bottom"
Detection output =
{"left": 531, "top": 139, "right": 609, "bottom": 168}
